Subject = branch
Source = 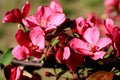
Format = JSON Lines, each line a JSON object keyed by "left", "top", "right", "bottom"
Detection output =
{"left": 11, "top": 59, "right": 44, "bottom": 67}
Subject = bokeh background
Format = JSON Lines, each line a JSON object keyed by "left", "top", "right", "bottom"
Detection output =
{"left": 0, "top": 0, "right": 104, "bottom": 79}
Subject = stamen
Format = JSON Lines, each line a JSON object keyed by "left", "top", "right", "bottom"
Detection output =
{"left": 29, "top": 42, "right": 39, "bottom": 51}
{"left": 40, "top": 18, "right": 47, "bottom": 28}
{"left": 87, "top": 43, "right": 98, "bottom": 53}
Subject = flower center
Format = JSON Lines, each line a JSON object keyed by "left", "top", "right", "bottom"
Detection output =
{"left": 29, "top": 43, "right": 39, "bottom": 51}
{"left": 87, "top": 43, "right": 98, "bottom": 54}
{"left": 40, "top": 18, "right": 47, "bottom": 28}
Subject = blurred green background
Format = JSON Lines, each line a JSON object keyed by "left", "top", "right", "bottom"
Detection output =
{"left": 0, "top": 0, "right": 104, "bottom": 79}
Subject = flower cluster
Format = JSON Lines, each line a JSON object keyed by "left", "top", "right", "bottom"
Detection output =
{"left": 2, "top": 0, "right": 120, "bottom": 80}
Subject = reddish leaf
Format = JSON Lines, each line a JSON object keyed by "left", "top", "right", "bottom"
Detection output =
{"left": 86, "top": 71, "right": 114, "bottom": 80}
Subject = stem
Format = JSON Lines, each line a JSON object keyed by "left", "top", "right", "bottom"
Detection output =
{"left": 21, "top": 23, "right": 27, "bottom": 32}
{"left": 53, "top": 67, "right": 57, "bottom": 75}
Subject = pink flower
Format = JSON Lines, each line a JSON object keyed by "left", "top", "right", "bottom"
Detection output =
{"left": 76, "top": 17, "right": 94, "bottom": 35}
{"left": 88, "top": 13, "right": 103, "bottom": 27}
{"left": 70, "top": 27, "right": 112, "bottom": 60}
{"left": 12, "top": 27, "right": 45, "bottom": 60}
{"left": 4, "top": 65, "right": 23, "bottom": 80}
{"left": 88, "top": 13, "right": 107, "bottom": 36}
{"left": 104, "top": 0, "right": 117, "bottom": 6}
{"left": 2, "top": 1, "right": 30, "bottom": 23}
{"left": 50, "top": 0, "right": 63, "bottom": 12}
{"left": 104, "top": 18, "right": 120, "bottom": 57}
{"left": 23, "top": 0, "right": 66, "bottom": 32}
{"left": 56, "top": 46, "right": 84, "bottom": 71}
{"left": 104, "top": 0, "right": 120, "bottom": 19}
{"left": 104, "top": 18, "right": 117, "bottom": 38}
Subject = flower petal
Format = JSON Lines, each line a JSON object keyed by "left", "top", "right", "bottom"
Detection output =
{"left": 46, "top": 12, "right": 65, "bottom": 31}
{"left": 21, "top": 1, "right": 30, "bottom": 18}
{"left": 76, "top": 17, "right": 94, "bottom": 35}
{"left": 76, "top": 17, "right": 86, "bottom": 35}
{"left": 12, "top": 45, "right": 30, "bottom": 60}
{"left": 90, "top": 51, "right": 106, "bottom": 60}
{"left": 30, "top": 27, "right": 45, "bottom": 50}
{"left": 2, "top": 9, "right": 22, "bottom": 23}
{"left": 32, "top": 51, "right": 42, "bottom": 61}
{"left": 23, "top": 16, "right": 38, "bottom": 29}
{"left": 63, "top": 47, "right": 70, "bottom": 60}
{"left": 104, "top": 18, "right": 116, "bottom": 35}
{"left": 65, "top": 51, "right": 84, "bottom": 71}
{"left": 84, "top": 27, "right": 100, "bottom": 44}
{"left": 4, "top": 65, "right": 22, "bottom": 80}
{"left": 70, "top": 38, "right": 89, "bottom": 55}
{"left": 97, "top": 37, "right": 112, "bottom": 50}
{"left": 36, "top": 6, "right": 52, "bottom": 20}
{"left": 56, "top": 48, "right": 63, "bottom": 63}
{"left": 16, "top": 29, "right": 31, "bottom": 47}
{"left": 15, "top": 67, "right": 23, "bottom": 80}
{"left": 50, "top": 0, "right": 63, "bottom": 12}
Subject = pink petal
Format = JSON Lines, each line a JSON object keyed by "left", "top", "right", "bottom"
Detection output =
{"left": 4, "top": 65, "right": 23, "bottom": 80}
{"left": 50, "top": 0, "right": 63, "bottom": 12}
{"left": 70, "top": 38, "right": 89, "bottom": 55}
{"left": 16, "top": 29, "right": 31, "bottom": 47}
{"left": 35, "top": 6, "right": 53, "bottom": 29}
{"left": 76, "top": 17, "right": 86, "bottom": 35}
{"left": 88, "top": 13, "right": 102, "bottom": 27}
{"left": 12, "top": 45, "right": 30, "bottom": 60}
{"left": 36, "top": 6, "right": 52, "bottom": 20}
{"left": 21, "top": 1, "right": 30, "bottom": 18}
{"left": 104, "top": 18, "right": 116, "bottom": 34}
{"left": 63, "top": 47, "right": 70, "bottom": 60}
{"left": 90, "top": 51, "right": 106, "bottom": 60}
{"left": 2, "top": 9, "right": 22, "bottom": 23}
{"left": 30, "top": 27, "right": 45, "bottom": 50}
{"left": 97, "top": 37, "right": 112, "bottom": 50}
{"left": 15, "top": 67, "right": 22, "bottom": 80}
{"left": 23, "top": 16, "right": 38, "bottom": 29}
{"left": 76, "top": 17, "right": 94, "bottom": 35}
{"left": 104, "top": 0, "right": 117, "bottom": 6}
{"left": 44, "top": 25, "right": 56, "bottom": 32}
{"left": 76, "top": 17, "right": 84, "bottom": 24}
{"left": 46, "top": 12, "right": 65, "bottom": 31}
{"left": 84, "top": 27, "right": 100, "bottom": 44}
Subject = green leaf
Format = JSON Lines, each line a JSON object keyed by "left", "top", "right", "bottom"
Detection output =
{"left": 51, "top": 37, "right": 59, "bottom": 47}
{"left": 0, "top": 48, "right": 13, "bottom": 66}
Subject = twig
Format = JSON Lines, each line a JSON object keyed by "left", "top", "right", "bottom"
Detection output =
{"left": 12, "top": 59, "right": 44, "bottom": 67}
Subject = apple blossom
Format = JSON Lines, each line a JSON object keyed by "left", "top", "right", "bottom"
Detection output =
{"left": 104, "top": 18, "right": 120, "bottom": 57}
{"left": 23, "top": 0, "right": 66, "bottom": 32}
{"left": 12, "top": 27, "right": 45, "bottom": 60}
{"left": 2, "top": 1, "right": 30, "bottom": 23}
{"left": 4, "top": 65, "right": 23, "bottom": 80}
{"left": 70, "top": 27, "right": 112, "bottom": 60}
{"left": 104, "top": 0, "right": 120, "bottom": 19}
{"left": 76, "top": 17, "right": 94, "bottom": 35}
{"left": 56, "top": 46, "right": 84, "bottom": 71}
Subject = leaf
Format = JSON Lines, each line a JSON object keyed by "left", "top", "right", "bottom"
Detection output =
{"left": 0, "top": 48, "right": 13, "bottom": 66}
{"left": 86, "top": 71, "right": 114, "bottom": 80}
{"left": 51, "top": 37, "right": 59, "bottom": 47}
{"left": 57, "top": 69, "right": 68, "bottom": 80}
{"left": 102, "top": 72, "right": 114, "bottom": 80}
